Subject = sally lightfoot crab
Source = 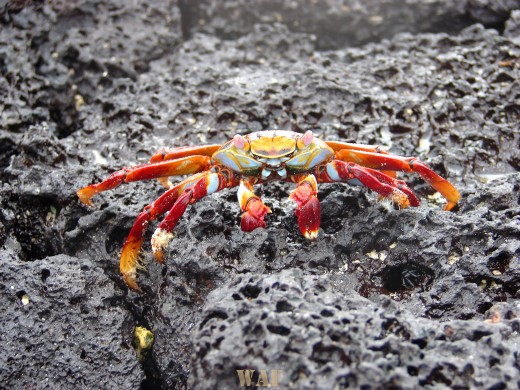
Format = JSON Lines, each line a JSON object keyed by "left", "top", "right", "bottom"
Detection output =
{"left": 77, "top": 130, "right": 460, "bottom": 291}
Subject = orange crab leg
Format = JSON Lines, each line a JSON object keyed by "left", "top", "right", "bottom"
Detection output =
{"left": 237, "top": 179, "right": 271, "bottom": 233}
{"left": 150, "top": 145, "right": 221, "bottom": 163}
{"left": 334, "top": 149, "right": 460, "bottom": 210}
{"left": 289, "top": 174, "right": 320, "bottom": 240}
{"left": 326, "top": 141, "right": 390, "bottom": 154}
{"left": 326, "top": 141, "right": 396, "bottom": 178}
{"left": 318, "top": 161, "right": 418, "bottom": 209}
{"left": 149, "top": 145, "right": 221, "bottom": 188}
{"left": 77, "top": 156, "right": 211, "bottom": 206}
{"left": 150, "top": 171, "right": 239, "bottom": 265}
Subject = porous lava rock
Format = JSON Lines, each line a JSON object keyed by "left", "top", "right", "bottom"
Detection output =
{"left": 1, "top": 1, "right": 519, "bottom": 389}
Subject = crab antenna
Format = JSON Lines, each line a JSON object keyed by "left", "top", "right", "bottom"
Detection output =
{"left": 233, "top": 134, "right": 246, "bottom": 149}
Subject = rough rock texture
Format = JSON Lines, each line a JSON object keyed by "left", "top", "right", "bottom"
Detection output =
{"left": 1, "top": 1, "right": 519, "bottom": 389}
{"left": 180, "top": 0, "right": 520, "bottom": 49}
{"left": 192, "top": 270, "right": 520, "bottom": 389}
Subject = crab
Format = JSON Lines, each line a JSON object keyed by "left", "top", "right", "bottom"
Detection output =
{"left": 77, "top": 130, "right": 460, "bottom": 291}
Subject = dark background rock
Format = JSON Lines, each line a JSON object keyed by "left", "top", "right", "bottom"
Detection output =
{"left": 0, "top": 1, "right": 519, "bottom": 389}
{"left": 179, "top": 0, "right": 520, "bottom": 49}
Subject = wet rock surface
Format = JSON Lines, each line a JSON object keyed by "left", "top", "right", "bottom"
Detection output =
{"left": 1, "top": 1, "right": 519, "bottom": 389}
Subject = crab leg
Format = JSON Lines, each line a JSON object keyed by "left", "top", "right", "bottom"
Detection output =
{"left": 118, "top": 172, "right": 210, "bottom": 291}
{"left": 326, "top": 141, "right": 390, "bottom": 154}
{"left": 147, "top": 145, "right": 221, "bottom": 189}
{"left": 334, "top": 149, "right": 460, "bottom": 210}
{"left": 150, "top": 145, "right": 221, "bottom": 163}
{"left": 289, "top": 174, "right": 320, "bottom": 240}
{"left": 237, "top": 179, "right": 272, "bottom": 233}
{"left": 319, "top": 160, "right": 418, "bottom": 209}
{"left": 151, "top": 171, "right": 239, "bottom": 264}
{"left": 326, "top": 141, "right": 397, "bottom": 179}
{"left": 77, "top": 156, "right": 211, "bottom": 206}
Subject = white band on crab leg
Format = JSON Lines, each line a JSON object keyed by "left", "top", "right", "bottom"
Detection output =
{"left": 151, "top": 172, "right": 233, "bottom": 263}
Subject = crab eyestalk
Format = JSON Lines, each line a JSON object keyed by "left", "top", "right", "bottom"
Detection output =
{"left": 297, "top": 130, "right": 314, "bottom": 149}
{"left": 232, "top": 134, "right": 250, "bottom": 151}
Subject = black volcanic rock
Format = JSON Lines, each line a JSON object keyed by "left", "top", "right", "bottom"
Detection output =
{"left": 1, "top": 1, "right": 519, "bottom": 389}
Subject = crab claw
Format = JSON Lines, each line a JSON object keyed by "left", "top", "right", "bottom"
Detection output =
{"left": 237, "top": 180, "right": 271, "bottom": 232}
{"left": 294, "top": 196, "right": 320, "bottom": 240}
{"left": 241, "top": 198, "right": 271, "bottom": 232}
{"left": 290, "top": 174, "right": 320, "bottom": 240}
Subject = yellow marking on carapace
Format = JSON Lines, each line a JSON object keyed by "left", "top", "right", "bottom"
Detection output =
{"left": 249, "top": 135, "right": 296, "bottom": 158}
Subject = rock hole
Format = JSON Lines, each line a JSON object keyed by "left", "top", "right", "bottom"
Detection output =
{"left": 487, "top": 251, "right": 511, "bottom": 273}
{"left": 320, "top": 309, "right": 334, "bottom": 317}
{"left": 411, "top": 338, "right": 428, "bottom": 349}
{"left": 489, "top": 357, "right": 500, "bottom": 368}
{"left": 266, "top": 324, "right": 290, "bottom": 336}
{"left": 258, "top": 238, "right": 277, "bottom": 263}
{"left": 16, "top": 290, "right": 26, "bottom": 300}
{"left": 240, "top": 284, "right": 261, "bottom": 299}
{"left": 275, "top": 300, "right": 294, "bottom": 312}
{"left": 419, "top": 365, "right": 452, "bottom": 387}
{"left": 8, "top": 197, "right": 63, "bottom": 261}
{"left": 200, "top": 310, "right": 229, "bottom": 329}
{"left": 312, "top": 342, "right": 351, "bottom": 366}
{"left": 0, "top": 137, "right": 17, "bottom": 169}
{"left": 41, "top": 269, "right": 50, "bottom": 283}
{"left": 381, "top": 263, "right": 434, "bottom": 293}
{"left": 470, "top": 329, "right": 492, "bottom": 341}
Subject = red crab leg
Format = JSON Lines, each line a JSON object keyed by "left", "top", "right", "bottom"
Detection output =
{"left": 334, "top": 149, "right": 460, "bottom": 210}
{"left": 149, "top": 145, "right": 221, "bottom": 188}
{"left": 289, "top": 174, "right": 320, "bottom": 240}
{"left": 118, "top": 172, "right": 210, "bottom": 291}
{"left": 318, "top": 161, "right": 419, "bottom": 209}
{"left": 237, "top": 179, "right": 272, "bottom": 233}
{"left": 326, "top": 141, "right": 396, "bottom": 178}
{"left": 77, "top": 156, "right": 211, "bottom": 206}
{"left": 150, "top": 171, "right": 239, "bottom": 264}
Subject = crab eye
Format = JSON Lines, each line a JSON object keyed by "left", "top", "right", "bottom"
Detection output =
{"left": 298, "top": 130, "right": 313, "bottom": 148}
{"left": 233, "top": 135, "right": 246, "bottom": 150}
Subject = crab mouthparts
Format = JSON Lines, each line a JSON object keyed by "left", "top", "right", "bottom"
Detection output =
{"left": 261, "top": 166, "right": 287, "bottom": 179}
